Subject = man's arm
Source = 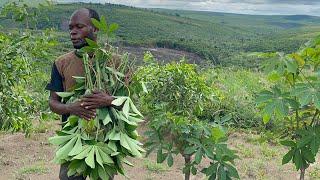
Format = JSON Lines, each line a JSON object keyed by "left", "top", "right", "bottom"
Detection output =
{"left": 49, "top": 91, "right": 96, "bottom": 120}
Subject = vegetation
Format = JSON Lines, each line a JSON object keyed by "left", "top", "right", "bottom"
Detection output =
{"left": 1, "top": 0, "right": 320, "bottom": 179}
{"left": 0, "top": 1, "right": 57, "bottom": 134}
{"left": 256, "top": 36, "right": 320, "bottom": 179}
{"left": 133, "top": 54, "right": 239, "bottom": 180}
{"left": 1, "top": 2, "right": 320, "bottom": 66}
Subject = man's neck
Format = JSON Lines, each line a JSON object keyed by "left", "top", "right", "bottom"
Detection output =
{"left": 74, "top": 49, "right": 94, "bottom": 58}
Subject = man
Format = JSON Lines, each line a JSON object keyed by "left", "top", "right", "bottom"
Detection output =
{"left": 46, "top": 8, "right": 115, "bottom": 180}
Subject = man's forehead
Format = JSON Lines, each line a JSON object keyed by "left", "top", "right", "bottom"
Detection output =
{"left": 69, "top": 9, "right": 91, "bottom": 25}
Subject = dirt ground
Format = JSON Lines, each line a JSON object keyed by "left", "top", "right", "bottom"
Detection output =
{"left": 0, "top": 121, "right": 319, "bottom": 180}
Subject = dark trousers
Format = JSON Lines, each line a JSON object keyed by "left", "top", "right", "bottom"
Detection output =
{"left": 59, "top": 163, "right": 86, "bottom": 180}
{"left": 59, "top": 163, "right": 115, "bottom": 180}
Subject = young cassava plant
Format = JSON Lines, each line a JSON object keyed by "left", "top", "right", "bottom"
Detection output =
{"left": 132, "top": 55, "right": 239, "bottom": 180}
{"left": 256, "top": 36, "right": 320, "bottom": 180}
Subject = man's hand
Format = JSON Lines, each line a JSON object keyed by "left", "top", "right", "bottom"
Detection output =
{"left": 67, "top": 101, "right": 96, "bottom": 121}
{"left": 80, "top": 90, "right": 115, "bottom": 109}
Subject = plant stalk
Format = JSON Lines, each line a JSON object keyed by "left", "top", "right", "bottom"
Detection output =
{"left": 300, "top": 168, "right": 305, "bottom": 180}
{"left": 184, "top": 154, "right": 191, "bottom": 180}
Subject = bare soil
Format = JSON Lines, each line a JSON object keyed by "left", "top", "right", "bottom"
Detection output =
{"left": 0, "top": 121, "right": 319, "bottom": 180}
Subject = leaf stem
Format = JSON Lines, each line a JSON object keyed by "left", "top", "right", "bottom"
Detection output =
{"left": 311, "top": 109, "right": 319, "bottom": 126}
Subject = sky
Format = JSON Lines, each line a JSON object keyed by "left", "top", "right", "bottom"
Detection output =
{"left": 56, "top": 0, "right": 320, "bottom": 16}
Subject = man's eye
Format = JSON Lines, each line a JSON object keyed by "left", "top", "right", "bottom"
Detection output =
{"left": 77, "top": 25, "right": 84, "bottom": 28}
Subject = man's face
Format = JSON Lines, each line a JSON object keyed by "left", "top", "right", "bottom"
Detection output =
{"left": 69, "top": 9, "right": 96, "bottom": 49}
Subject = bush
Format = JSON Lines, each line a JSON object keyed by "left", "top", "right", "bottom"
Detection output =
{"left": 204, "top": 67, "right": 270, "bottom": 128}
{"left": 131, "top": 56, "right": 239, "bottom": 180}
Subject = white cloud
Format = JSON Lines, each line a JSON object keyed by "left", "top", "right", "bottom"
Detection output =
{"left": 56, "top": 0, "right": 320, "bottom": 16}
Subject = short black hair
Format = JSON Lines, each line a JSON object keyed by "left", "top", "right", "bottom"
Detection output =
{"left": 85, "top": 8, "right": 100, "bottom": 21}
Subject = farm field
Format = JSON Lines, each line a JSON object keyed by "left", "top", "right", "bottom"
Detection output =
{"left": 1, "top": 1, "right": 320, "bottom": 180}
{"left": 1, "top": 121, "right": 319, "bottom": 180}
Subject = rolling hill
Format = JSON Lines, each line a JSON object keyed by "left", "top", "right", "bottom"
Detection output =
{"left": 1, "top": 2, "right": 319, "bottom": 66}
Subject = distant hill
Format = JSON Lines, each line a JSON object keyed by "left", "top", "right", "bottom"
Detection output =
{"left": 153, "top": 9, "right": 320, "bottom": 29}
{"left": 284, "top": 15, "right": 316, "bottom": 21}
{"left": 1, "top": 2, "right": 319, "bottom": 66}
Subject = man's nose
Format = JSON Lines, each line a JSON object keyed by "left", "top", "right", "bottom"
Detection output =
{"left": 70, "top": 29, "right": 77, "bottom": 36}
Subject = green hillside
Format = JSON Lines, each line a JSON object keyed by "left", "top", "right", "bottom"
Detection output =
{"left": 0, "top": 0, "right": 48, "bottom": 7}
{"left": 154, "top": 9, "right": 320, "bottom": 29}
{"left": 1, "top": 2, "right": 319, "bottom": 66}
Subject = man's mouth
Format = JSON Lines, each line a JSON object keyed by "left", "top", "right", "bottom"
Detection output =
{"left": 71, "top": 39, "right": 80, "bottom": 43}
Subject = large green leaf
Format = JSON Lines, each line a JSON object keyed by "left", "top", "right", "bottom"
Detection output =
{"left": 85, "top": 146, "right": 96, "bottom": 168}
{"left": 256, "top": 87, "right": 291, "bottom": 123}
{"left": 167, "top": 153, "right": 173, "bottom": 167}
{"left": 48, "top": 134, "right": 74, "bottom": 145}
{"left": 111, "top": 97, "right": 127, "bottom": 106}
{"left": 194, "top": 149, "right": 203, "bottom": 164}
{"left": 129, "top": 99, "right": 143, "bottom": 117}
{"left": 97, "top": 148, "right": 114, "bottom": 164}
{"left": 107, "top": 129, "right": 120, "bottom": 141}
{"left": 211, "top": 126, "right": 225, "bottom": 142}
{"left": 293, "top": 83, "right": 320, "bottom": 109}
{"left": 225, "top": 163, "right": 240, "bottom": 179}
{"left": 123, "top": 100, "right": 130, "bottom": 118}
{"left": 280, "top": 140, "right": 296, "bottom": 147}
{"left": 95, "top": 148, "right": 105, "bottom": 168}
{"left": 68, "top": 136, "right": 83, "bottom": 156}
{"left": 120, "top": 132, "right": 144, "bottom": 157}
{"left": 293, "top": 150, "right": 303, "bottom": 170}
{"left": 108, "top": 23, "right": 119, "bottom": 35}
{"left": 73, "top": 145, "right": 92, "bottom": 160}
{"left": 55, "top": 136, "right": 78, "bottom": 160}
{"left": 91, "top": 18, "right": 101, "bottom": 30}
{"left": 282, "top": 149, "right": 294, "bottom": 165}
{"left": 285, "top": 59, "right": 298, "bottom": 73}
{"left": 100, "top": 15, "right": 108, "bottom": 33}
{"left": 85, "top": 38, "right": 98, "bottom": 48}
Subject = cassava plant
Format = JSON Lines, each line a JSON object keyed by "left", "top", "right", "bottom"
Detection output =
{"left": 256, "top": 36, "right": 320, "bottom": 180}
{"left": 49, "top": 16, "right": 145, "bottom": 179}
{"left": 132, "top": 54, "right": 239, "bottom": 180}
{"left": 0, "top": 1, "right": 56, "bottom": 134}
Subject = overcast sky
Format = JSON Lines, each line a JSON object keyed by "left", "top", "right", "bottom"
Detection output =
{"left": 57, "top": 0, "right": 320, "bottom": 16}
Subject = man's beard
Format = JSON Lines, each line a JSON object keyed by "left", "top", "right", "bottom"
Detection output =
{"left": 73, "top": 31, "right": 95, "bottom": 49}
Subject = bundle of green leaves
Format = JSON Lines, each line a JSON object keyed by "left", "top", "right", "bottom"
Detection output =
{"left": 49, "top": 17, "right": 144, "bottom": 179}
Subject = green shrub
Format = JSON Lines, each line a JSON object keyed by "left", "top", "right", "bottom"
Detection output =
{"left": 204, "top": 67, "right": 270, "bottom": 128}
{"left": 132, "top": 56, "right": 239, "bottom": 180}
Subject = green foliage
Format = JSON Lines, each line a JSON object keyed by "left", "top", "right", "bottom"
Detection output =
{"left": 204, "top": 68, "right": 269, "bottom": 128}
{"left": 1, "top": 0, "right": 52, "bottom": 29}
{"left": 0, "top": 1, "right": 57, "bottom": 134}
{"left": 256, "top": 36, "right": 320, "bottom": 177}
{"left": 132, "top": 56, "right": 239, "bottom": 179}
{"left": 0, "top": 29, "right": 55, "bottom": 134}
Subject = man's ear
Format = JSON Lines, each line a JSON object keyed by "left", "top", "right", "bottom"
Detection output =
{"left": 93, "top": 27, "right": 99, "bottom": 33}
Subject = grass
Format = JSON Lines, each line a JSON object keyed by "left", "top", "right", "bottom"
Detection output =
{"left": 18, "top": 162, "right": 49, "bottom": 175}
{"left": 260, "top": 143, "right": 279, "bottom": 159}
{"left": 235, "top": 143, "right": 255, "bottom": 158}
{"left": 309, "top": 167, "right": 320, "bottom": 180}
{"left": 143, "top": 160, "right": 169, "bottom": 173}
